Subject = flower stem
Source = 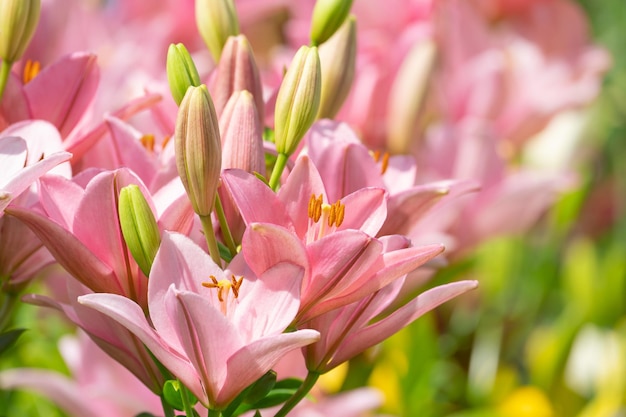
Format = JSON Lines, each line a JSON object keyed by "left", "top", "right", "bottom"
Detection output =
{"left": 161, "top": 395, "right": 176, "bottom": 417}
{"left": 208, "top": 408, "right": 222, "bottom": 417}
{"left": 180, "top": 381, "right": 196, "bottom": 417}
{"left": 268, "top": 152, "right": 288, "bottom": 191}
{"left": 273, "top": 371, "right": 320, "bottom": 417}
{"left": 200, "top": 214, "right": 222, "bottom": 268}
{"left": 0, "top": 60, "right": 12, "bottom": 102}
{"left": 214, "top": 194, "right": 237, "bottom": 257}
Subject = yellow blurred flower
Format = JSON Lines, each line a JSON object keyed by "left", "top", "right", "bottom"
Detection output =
{"left": 498, "top": 386, "right": 554, "bottom": 417}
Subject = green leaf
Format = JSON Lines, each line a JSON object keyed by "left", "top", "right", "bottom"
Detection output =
{"left": 0, "top": 328, "right": 26, "bottom": 356}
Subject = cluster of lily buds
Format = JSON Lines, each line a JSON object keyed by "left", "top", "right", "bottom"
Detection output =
{"left": 0, "top": 0, "right": 609, "bottom": 416}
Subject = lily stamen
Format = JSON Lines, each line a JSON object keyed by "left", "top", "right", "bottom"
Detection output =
{"left": 23, "top": 59, "right": 40, "bottom": 84}
{"left": 369, "top": 149, "right": 390, "bottom": 175}
{"left": 140, "top": 134, "right": 155, "bottom": 153}
{"left": 202, "top": 274, "right": 244, "bottom": 303}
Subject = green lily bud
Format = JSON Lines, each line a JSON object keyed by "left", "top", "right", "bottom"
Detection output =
{"left": 310, "top": 0, "right": 353, "bottom": 46}
{"left": 174, "top": 85, "right": 222, "bottom": 216}
{"left": 274, "top": 45, "right": 321, "bottom": 157}
{"left": 195, "top": 0, "right": 240, "bottom": 63}
{"left": 317, "top": 15, "right": 356, "bottom": 119}
{"left": 0, "top": 0, "right": 40, "bottom": 63}
{"left": 166, "top": 43, "right": 201, "bottom": 106}
{"left": 386, "top": 39, "right": 437, "bottom": 154}
{"left": 118, "top": 185, "right": 161, "bottom": 277}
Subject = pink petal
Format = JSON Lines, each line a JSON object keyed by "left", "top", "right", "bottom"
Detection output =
{"left": 337, "top": 187, "right": 387, "bottom": 236}
{"left": 277, "top": 155, "right": 326, "bottom": 237}
{"left": 0, "top": 370, "right": 102, "bottom": 417}
{"left": 149, "top": 232, "right": 224, "bottom": 344}
{"left": 25, "top": 52, "right": 99, "bottom": 138}
{"left": 106, "top": 116, "right": 158, "bottom": 186}
{"left": 221, "top": 169, "right": 294, "bottom": 231}
{"left": 233, "top": 262, "right": 304, "bottom": 339}
{"left": 306, "top": 244, "right": 445, "bottom": 319}
{"left": 39, "top": 175, "right": 84, "bottom": 228}
{"left": 5, "top": 206, "right": 120, "bottom": 294}
{"left": 77, "top": 292, "right": 203, "bottom": 403}
{"left": 241, "top": 222, "right": 309, "bottom": 278}
{"left": 171, "top": 290, "right": 244, "bottom": 406}
{"left": 217, "top": 329, "right": 320, "bottom": 407}
{"left": 329, "top": 280, "right": 478, "bottom": 367}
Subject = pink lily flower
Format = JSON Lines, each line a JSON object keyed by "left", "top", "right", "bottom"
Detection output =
{"left": 0, "top": 330, "right": 162, "bottom": 417}
{"left": 79, "top": 231, "right": 320, "bottom": 409}
{"left": 0, "top": 120, "right": 71, "bottom": 289}
{"left": 0, "top": 52, "right": 99, "bottom": 139}
{"left": 222, "top": 156, "right": 445, "bottom": 322}
{"left": 303, "top": 276, "right": 478, "bottom": 373}
{"left": 303, "top": 120, "right": 479, "bottom": 242}
{"left": 6, "top": 168, "right": 193, "bottom": 308}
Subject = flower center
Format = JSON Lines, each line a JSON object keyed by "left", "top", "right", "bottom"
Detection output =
{"left": 306, "top": 193, "right": 345, "bottom": 242}
{"left": 23, "top": 59, "right": 40, "bottom": 84}
{"left": 369, "top": 150, "right": 390, "bottom": 175}
{"left": 202, "top": 274, "right": 243, "bottom": 314}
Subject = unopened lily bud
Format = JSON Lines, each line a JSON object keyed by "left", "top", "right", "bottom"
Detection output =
{"left": 386, "top": 39, "right": 437, "bottom": 154}
{"left": 219, "top": 90, "right": 265, "bottom": 175}
{"left": 0, "top": 0, "right": 40, "bottom": 63}
{"left": 167, "top": 43, "right": 201, "bottom": 106}
{"left": 310, "top": 0, "right": 353, "bottom": 46}
{"left": 195, "top": 0, "right": 239, "bottom": 63}
{"left": 274, "top": 46, "right": 321, "bottom": 157}
{"left": 317, "top": 15, "right": 356, "bottom": 119}
{"left": 211, "top": 35, "right": 264, "bottom": 122}
{"left": 118, "top": 185, "right": 161, "bottom": 277}
{"left": 175, "top": 85, "right": 222, "bottom": 216}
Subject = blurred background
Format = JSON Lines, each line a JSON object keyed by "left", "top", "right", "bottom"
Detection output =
{"left": 1, "top": 0, "right": 625, "bottom": 416}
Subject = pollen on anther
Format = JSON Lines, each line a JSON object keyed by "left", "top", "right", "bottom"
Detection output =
{"left": 140, "top": 134, "right": 156, "bottom": 152}
{"left": 23, "top": 59, "right": 41, "bottom": 84}
{"left": 380, "top": 152, "right": 390, "bottom": 175}
{"left": 335, "top": 202, "right": 345, "bottom": 227}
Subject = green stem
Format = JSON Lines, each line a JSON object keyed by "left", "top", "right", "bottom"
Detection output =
{"left": 0, "top": 292, "right": 19, "bottom": 332}
{"left": 273, "top": 371, "right": 320, "bottom": 417}
{"left": 200, "top": 214, "right": 222, "bottom": 268}
{"left": 208, "top": 408, "right": 222, "bottom": 417}
{"left": 268, "top": 152, "right": 289, "bottom": 191}
{"left": 161, "top": 395, "right": 176, "bottom": 417}
{"left": 180, "top": 382, "right": 196, "bottom": 417}
{"left": 214, "top": 194, "right": 237, "bottom": 257}
{"left": 0, "top": 60, "right": 12, "bottom": 102}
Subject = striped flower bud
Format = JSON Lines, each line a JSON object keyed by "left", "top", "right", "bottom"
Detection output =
{"left": 317, "top": 15, "right": 356, "bottom": 119}
{"left": 274, "top": 45, "right": 321, "bottom": 157}
{"left": 166, "top": 43, "right": 201, "bottom": 106}
{"left": 118, "top": 184, "right": 161, "bottom": 277}
{"left": 310, "top": 0, "right": 353, "bottom": 46}
{"left": 195, "top": 0, "right": 239, "bottom": 63}
{"left": 211, "top": 34, "right": 264, "bottom": 122}
{"left": 219, "top": 90, "right": 264, "bottom": 175}
{"left": 0, "top": 0, "right": 40, "bottom": 63}
{"left": 174, "top": 85, "right": 222, "bottom": 216}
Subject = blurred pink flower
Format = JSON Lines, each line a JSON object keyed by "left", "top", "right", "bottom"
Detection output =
{"left": 0, "top": 331, "right": 162, "bottom": 417}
